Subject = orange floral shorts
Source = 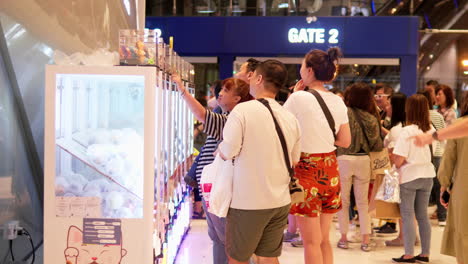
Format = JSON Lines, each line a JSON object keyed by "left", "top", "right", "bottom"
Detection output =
{"left": 290, "top": 151, "right": 342, "bottom": 217}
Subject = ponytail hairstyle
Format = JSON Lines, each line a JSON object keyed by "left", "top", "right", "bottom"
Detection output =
{"left": 303, "top": 47, "right": 342, "bottom": 82}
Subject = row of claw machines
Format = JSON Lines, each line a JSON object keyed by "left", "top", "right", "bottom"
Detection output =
{"left": 44, "top": 29, "right": 195, "bottom": 264}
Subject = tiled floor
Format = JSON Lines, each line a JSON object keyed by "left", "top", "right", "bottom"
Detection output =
{"left": 175, "top": 217, "right": 456, "bottom": 264}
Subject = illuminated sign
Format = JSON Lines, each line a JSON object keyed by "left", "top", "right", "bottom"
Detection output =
{"left": 288, "top": 28, "right": 340, "bottom": 44}
{"left": 155, "top": 28, "right": 162, "bottom": 38}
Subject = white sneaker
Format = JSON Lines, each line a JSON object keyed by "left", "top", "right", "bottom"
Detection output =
{"left": 439, "top": 221, "right": 447, "bottom": 226}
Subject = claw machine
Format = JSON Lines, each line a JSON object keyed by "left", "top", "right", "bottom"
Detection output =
{"left": 44, "top": 44, "right": 194, "bottom": 264}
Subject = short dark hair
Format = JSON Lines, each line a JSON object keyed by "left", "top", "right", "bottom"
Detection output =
{"left": 426, "top": 80, "right": 439, "bottom": 86}
{"left": 246, "top": 58, "right": 260, "bottom": 73}
{"left": 374, "top": 83, "right": 394, "bottom": 97}
{"left": 255, "top": 59, "right": 288, "bottom": 93}
{"left": 390, "top": 92, "right": 407, "bottom": 128}
{"left": 406, "top": 94, "right": 431, "bottom": 132}
{"left": 344, "top": 82, "right": 379, "bottom": 119}
{"left": 435, "top": 84, "right": 455, "bottom": 108}
{"left": 222, "top": 78, "right": 252, "bottom": 103}
{"left": 304, "top": 47, "right": 342, "bottom": 82}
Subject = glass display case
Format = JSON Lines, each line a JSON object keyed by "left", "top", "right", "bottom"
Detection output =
{"left": 44, "top": 62, "right": 194, "bottom": 264}
{"left": 54, "top": 73, "right": 145, "bottom": 219}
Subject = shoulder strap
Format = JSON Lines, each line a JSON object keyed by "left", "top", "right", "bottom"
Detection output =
{"left": 257, "top": 99, "right": 294, "bottom": 178}
{"left": 308, "top": 89, "right": 337, "bottom": 141}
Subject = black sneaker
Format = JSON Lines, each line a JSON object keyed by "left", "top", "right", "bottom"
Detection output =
{"left": 414, "top": 255, "right": 429, "bottom": 263}
{"left": 374, "top": 222, "right": 396, "bottom": 231}
{"left": 376, "top": 224, "right": 397, "bottom": 235}
{"left": 392, "top": 255, "right": 416, "bottom": 263}
{"left": 373, "top": 223, "right": 386, "bottom": 230}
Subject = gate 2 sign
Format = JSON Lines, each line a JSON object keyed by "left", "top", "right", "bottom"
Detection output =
{"left": 288, "top": 28, "right": 340, "bottom": 44}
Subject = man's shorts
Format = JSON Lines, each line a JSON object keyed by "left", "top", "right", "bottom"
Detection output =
{"left": 290, "top": 151, "right": 342, "bottom": 217}
{"left": 225, "top": 204, "right": 290, "bottom": 262}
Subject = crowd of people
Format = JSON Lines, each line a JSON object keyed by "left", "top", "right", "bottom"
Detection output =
{"left": 174, "top": 47, "right": 468, "bottom": 264}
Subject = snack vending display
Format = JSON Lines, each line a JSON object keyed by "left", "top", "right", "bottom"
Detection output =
{"left": 44, "top": 40, "right": 194, "bottom": 264}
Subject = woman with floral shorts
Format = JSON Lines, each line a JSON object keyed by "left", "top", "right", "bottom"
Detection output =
{"left": 290, "top": 152, "right": 341, "bottom": 217}
{"left": 284, "top": 47, "right": 350, "bottom": 264}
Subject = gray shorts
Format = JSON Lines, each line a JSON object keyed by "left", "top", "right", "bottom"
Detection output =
{"left": 225, "top": 204, "right": 290, "bottom": 262}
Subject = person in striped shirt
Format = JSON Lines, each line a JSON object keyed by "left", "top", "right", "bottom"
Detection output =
{"left": 418, "top": 89, "right": 447, "bottom": 225}
{"left": 173, "top": 73, "right": 253, "bottom": 264}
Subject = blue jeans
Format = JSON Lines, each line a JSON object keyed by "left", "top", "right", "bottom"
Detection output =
{"left": 399, "top": 178, "right": 433, "bottom": 256}
{"left": 202, "top": 200, "right": 228, "bottom": 264}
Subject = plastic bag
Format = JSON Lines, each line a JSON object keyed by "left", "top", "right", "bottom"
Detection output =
{"left": 199, "top": 154, "right": 233, "bottom": 217}
{"left": 53, "top": 48, "right": 119, "bottom": 66}
{"left": 375, "top": 165, "right": 400, "bottom": 203}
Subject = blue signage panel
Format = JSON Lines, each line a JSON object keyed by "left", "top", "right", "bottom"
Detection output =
{"left": 146, "top": 16, "right": 419, "bottom": 94}
{"left": 146, "top": 16, "right": 418, "bottom": 57}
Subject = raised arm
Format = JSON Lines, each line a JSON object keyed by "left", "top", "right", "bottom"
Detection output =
{"left": 412, "top": 118, "right": 468, "bottom": 146}
{"left": 172, "top": 73, "right": 207, "bottom": 122}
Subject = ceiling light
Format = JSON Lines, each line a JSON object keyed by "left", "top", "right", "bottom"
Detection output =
{"left": 306, "top": 16, "right": 317, "bottom": 23}
{"left": 462, "top": 60, "right": 468, "bottom": 66}
{"left": 123, "top": 0, "right": 131, "bottom": 15}
{"left": 429, "top": 54, "right": 434, "bottom": 59}
{"left": 197, "top": 10, "right": 216, "bottom": 13}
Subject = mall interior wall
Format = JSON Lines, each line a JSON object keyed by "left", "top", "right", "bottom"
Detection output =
{"left": 423, "top": 42, "right": 458, "bottom": 90}
{"left": 0, "top": 0, "right": 141, "bottom": 263}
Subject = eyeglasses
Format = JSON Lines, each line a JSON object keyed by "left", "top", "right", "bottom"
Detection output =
{"left": 374, "top": 94, "right": 390, "bottom": 99}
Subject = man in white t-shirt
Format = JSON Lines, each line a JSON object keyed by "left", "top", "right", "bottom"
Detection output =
{"left": 219, "top": 60, "right": 301, "bottom": 264}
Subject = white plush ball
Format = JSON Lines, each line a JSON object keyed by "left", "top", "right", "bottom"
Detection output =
{"left": 89, "top": 129, "right": 112, "bottom": 144}
{"left": 55, "top": 176, "right": 69, "bottom": 196}
{"left": 105, "top": 191, "right": 124, "bottom": 210}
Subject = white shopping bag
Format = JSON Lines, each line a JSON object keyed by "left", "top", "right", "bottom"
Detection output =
{"left": 375, "top": 165, "right": 401, "bottom": 204}
{"left": 199, "top": 154, "right": 234, "bottom": 218}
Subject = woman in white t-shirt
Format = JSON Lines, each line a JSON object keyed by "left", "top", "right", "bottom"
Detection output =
{"left": 284, "top": 47, "right": 351, "bottom": 264}
{"left": 391, "top": 94, "right": 436, "bottom": 263}
{"left": 382, "top": 92, "right": 409, "bottom": 247}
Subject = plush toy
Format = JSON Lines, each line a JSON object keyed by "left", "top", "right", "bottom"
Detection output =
{"left": 68, "top": 173, "right": 88, "bottom": 196}
{"left": 55, "top": 176, "right": 70, "bottom": 196}
{"left": 87, "top": 144, "right": 115, "bottom": 165}
{"left": 110, "top": 129, "right": 123, "bottom": 144}
{"left": 105, "top": 191, "right": 124, "bottom": 210}
{"left": 88, "top": 129, "right": 112, "bottom": 145}
{"left": 105, "top": 155, "right": 125, "bottom": 179}
{"left": 82, "top": 181, "right": 101, "bottom": 194}
{"left": 135, "top": 40, "right": 146, "bottom": 64}
{"left": 116, "top": 207, "right": 133, "bottom": 218}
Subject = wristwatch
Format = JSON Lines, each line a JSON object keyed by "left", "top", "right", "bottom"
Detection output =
{"left": 432, "top": 131, "right": 439, "bottom": 141}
